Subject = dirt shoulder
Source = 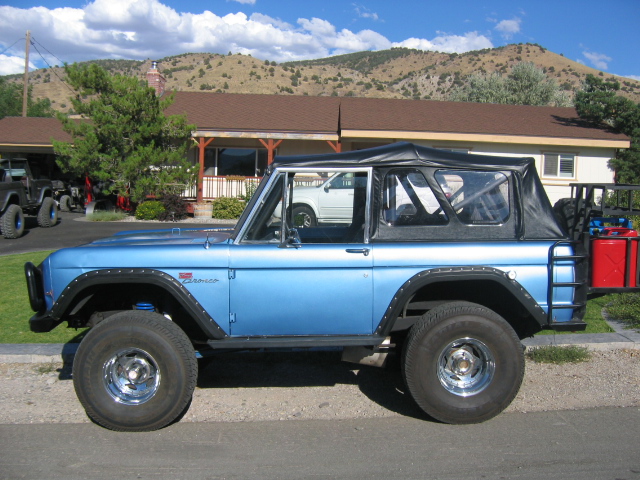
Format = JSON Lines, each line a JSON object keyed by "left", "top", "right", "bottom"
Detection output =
{"left": 0, "top": 349, "right": 638, "bottom": 425}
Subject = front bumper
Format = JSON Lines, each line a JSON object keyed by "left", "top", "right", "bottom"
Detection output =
{"left": 24, "top": 261, "right": 59, "bottom": 332}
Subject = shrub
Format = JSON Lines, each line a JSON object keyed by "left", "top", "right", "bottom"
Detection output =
{"left": 239, "top": 180, "right": 259, "bottom": 202}
{"left": 158, "top": 195, "right": 188, "bottom": 221}
{"left": 135, "top": 200, "right": 165, "bottom": 220}
{"left": 211, "top": 197, "right": 245, "bottom": 219}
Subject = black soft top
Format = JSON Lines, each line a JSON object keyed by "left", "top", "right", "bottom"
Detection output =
{"left": 269, "top": 142, "right": 566, "bottom": 240}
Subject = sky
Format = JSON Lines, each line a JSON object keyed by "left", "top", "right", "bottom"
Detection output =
{"left": 1, "top": 0, "right": 639, "bottom": 81}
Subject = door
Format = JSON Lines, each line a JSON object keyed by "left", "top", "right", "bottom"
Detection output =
{"left": 229, "top": 168, "right": 373, "bottom": 336}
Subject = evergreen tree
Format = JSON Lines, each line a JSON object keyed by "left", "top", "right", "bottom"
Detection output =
{"left": 575, "top": 74, "right": 640, "bottom": 183}
{"left": 53, "top": 64, "right": 196, "bottom": 202}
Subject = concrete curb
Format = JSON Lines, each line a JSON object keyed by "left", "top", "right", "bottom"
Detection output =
{"left": 1, "top": 326, "right": 638, "bottom": 364}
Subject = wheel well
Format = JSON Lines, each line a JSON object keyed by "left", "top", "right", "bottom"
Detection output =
{"left": 63, "top": 282, "right": 212, "bottom": 342}
{"left": 397, "top": 278, "right": 543, "bottom": 339}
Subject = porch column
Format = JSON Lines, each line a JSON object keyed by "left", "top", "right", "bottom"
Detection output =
{"left": 327, "top": 140, "right": 342, "bottom": 153}
{"left": 259, "top": 138, "right": 283, "bottom": 165}
{"left": 197, "top": 137, "right": 214, "bottom": 202}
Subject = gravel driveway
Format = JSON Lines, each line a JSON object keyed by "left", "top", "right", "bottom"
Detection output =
{"left": 1, "top": 349, "right": 638, "bottom": 425}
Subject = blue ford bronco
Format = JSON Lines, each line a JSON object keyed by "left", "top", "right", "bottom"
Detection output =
{"left": 24, "top": 142, "right": 636, "bottom": 432}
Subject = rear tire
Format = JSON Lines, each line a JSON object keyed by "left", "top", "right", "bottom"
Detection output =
{"left": 1, "top": 204, "right": 25, "bottom": 239}
{"left": 73, "top": 311, "right": 198, "bottom": 432}
{"left": 37, "top": 197, "right": 58, "bottom": 227}
{"left": 59, "top": 195, "right": 72, "bottom": 212}
{"left": 403, "top": 301, "right": 524, "bottom": 424}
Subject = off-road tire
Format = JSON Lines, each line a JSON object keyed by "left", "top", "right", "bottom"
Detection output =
{"left": 403, "top": 301, "right": 524, "bottom": 424}
{"left": 59, "top": 195, "right": 72, "bottom": 212}
{"left": 72, "top": 310, "right": 198, "bottom": 432}
{"left": 553, "top": 198, "right": 575, "bottom": 235}
{"left": 1, "top": 204, "right": 25, "bottom": 239}
{"left": 37, "top": 197, "right": 58, "bottom": 228}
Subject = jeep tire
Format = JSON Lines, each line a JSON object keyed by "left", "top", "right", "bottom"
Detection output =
{"left": 1, "top": 204, "right": 25, "bottom": 239}
{"left": 59, "top": 194, "right": 73, "bottom": 212}
{"left": 37, "top": 197, "right": 58, "bottom": 228}
{"left": 403, "top": 301, "right": 524, "bottom": 424}
{"left": 72, "top": 311, "right": 198, "bottom": 432}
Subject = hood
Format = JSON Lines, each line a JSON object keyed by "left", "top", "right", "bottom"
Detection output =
{"left": 86, "top": 227, "right": 233, "bottom": 247}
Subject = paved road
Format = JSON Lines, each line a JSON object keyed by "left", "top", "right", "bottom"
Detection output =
{"left": 1, "top": 407, "right": 638, "bottom": 480}
{"left": 0, "top": 211, "right": 235, "bottom": 256}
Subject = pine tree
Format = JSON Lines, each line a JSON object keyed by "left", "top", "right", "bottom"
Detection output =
{"left": 53, "top": 64, "right": 195, "bottom": 202}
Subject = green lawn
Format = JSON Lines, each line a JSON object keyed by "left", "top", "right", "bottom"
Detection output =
{"left": 1, "top": 251, "right": 87, "bottom": 344}
{"left": 0, "top": 251, "right": 625, "bottom": 344}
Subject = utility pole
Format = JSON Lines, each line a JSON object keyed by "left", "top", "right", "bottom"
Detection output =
{"left": 22, "top": 30, "right": 31, "bottom": 117}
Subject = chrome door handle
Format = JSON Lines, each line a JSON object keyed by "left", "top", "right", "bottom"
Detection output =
{"left": 346, "top": 248, "right": 370, "bottom": 256}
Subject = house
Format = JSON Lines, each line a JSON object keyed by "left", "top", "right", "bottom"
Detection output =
{"left": 0, "top": 89, "right": 629, "bottom": 206}
{"left": 164, "top": 92, "right": 629, "bottom": 205}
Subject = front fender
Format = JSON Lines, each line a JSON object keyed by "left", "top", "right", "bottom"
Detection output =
{"left": 36, "top": 268, "right": 228, "bottom": 339}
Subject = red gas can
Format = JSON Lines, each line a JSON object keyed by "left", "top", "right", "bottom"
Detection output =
{"left": 591, "top": 228, "right": 639, "bottom": 288}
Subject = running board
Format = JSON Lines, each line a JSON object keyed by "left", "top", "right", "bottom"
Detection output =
{"left": 206, "top": 335, "right": 386, "bottom": 350}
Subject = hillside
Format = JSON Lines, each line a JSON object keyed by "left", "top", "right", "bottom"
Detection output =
{"left": 5, "top": 43, "right": 640, "bottom": 113}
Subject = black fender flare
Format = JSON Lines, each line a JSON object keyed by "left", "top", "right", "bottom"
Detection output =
{"left": 0, "top": 192, "right": 21, "bottom": 213}
{"left": 48, "top": 268, "right": 228, "bottom": 339}
{"left": 374, "top": 266, "right": 548, "bottom": 336}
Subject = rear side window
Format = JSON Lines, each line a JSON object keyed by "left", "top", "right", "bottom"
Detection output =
{"left": 382, "top": 169, "right": 448, "bottom": 226}
{"left": 435, "top": 170, "right": 510, "bottom": 225}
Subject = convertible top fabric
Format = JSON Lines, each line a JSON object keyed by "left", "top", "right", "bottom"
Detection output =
{"left": 270, "top": 142, "right": 567, "bottom": 240}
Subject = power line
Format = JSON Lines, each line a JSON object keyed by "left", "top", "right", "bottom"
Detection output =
{"left": 0, "top": 37, "right": 26, "bottom": 58}
{"left": 29, "top": 36, "right": 76, "bottom": 96}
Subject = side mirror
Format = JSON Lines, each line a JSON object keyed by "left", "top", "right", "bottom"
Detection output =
{"left": 279, "top": 228, "right": 302, "bottom": 248}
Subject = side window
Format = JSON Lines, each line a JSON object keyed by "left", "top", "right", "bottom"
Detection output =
{"left": 435, "top": 170, "right": 510, "bottom": 225}
{"left": 543, "top": 153, "right": 575, "bottom": 179}
{"left": 382, "top": 169, "right": 448, "bottom": 226}
{"left": 240, "top": 170, "right": 370, "bottom": 244}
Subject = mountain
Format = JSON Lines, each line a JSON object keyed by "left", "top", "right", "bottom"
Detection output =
{"left": 5, "top": 43, "right": 640, "bottom": 113}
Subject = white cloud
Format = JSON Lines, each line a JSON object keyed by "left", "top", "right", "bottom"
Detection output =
{"left": 230, "top": 0, "right": 256, "bottom": 4}
{"left": 394, "top": 31, "right": 493, "bottom": 54}
{"left": 494, "top": 17, "right": 521, "bottom": 39}
{"left": 623, "top": 74, "right": 640, "bottom": 81}
{"left": 353, "top": 4, "right": 380, "bottom": 22}
{"left": 0, "top": 1, "right": 496, "bottom": 73}
{"left": 0, "top": 54, "right": 33, "bottom": 76}
{"left": 583, "top": 51, "right": 612, "bottom": 70}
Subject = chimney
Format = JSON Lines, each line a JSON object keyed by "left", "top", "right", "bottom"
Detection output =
{"left": 146, "top": 61, "right": 166, "bottom": 96}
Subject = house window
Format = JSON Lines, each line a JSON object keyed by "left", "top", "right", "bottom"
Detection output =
{"left": 543, "top": 153, "right": 575, "bottom": 178}
{"left": 204, "top": 148, "right": 269, "bottom": 177}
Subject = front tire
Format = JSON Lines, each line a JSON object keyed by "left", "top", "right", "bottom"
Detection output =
{"left": 1, "top": 204, "right": 25, "bottom": 239}
{"left": 37, "top": 197, "right": 58, "bottom": 227}
{"left": 403, "top": 301, "right": 524, "bottom": 424}
{"left": 72, "top": 311, "right": 198, "bottom": 432}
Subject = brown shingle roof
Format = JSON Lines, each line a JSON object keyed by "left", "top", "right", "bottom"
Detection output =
{"left": 339, "top": 96, "right": 626, "bottom": 141}
{"left": 0, "top": 116, "right": 71, "bottom": 146}
{"left": 0, "top": 94, "right": 629, "bottom": 147}
{"left": 165, "top": 92, "right": 627, "bottom": 144}
{"left": 165, "top": 92, "right": 341, "bottom": 134}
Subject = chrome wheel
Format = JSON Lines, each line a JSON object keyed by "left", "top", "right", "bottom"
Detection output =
{"left": 103, "top": 348, "right": 161, "bottom": 405}
{"left": 437, "top": 337, "right": 495, "bottom": 397}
